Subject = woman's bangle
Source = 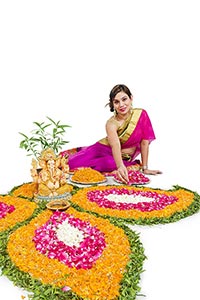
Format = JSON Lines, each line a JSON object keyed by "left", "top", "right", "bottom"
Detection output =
{"left": 142, "top": 165, "right": 148, "bottom": 171}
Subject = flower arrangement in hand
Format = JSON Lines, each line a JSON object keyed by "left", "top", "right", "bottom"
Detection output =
{"left": 114, "top": 170, "right": 150, "bottom": 185}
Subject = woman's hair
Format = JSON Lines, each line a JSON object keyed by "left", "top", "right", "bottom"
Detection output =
{"left": 107, "top": 84, "right": 132, "bottom": 112}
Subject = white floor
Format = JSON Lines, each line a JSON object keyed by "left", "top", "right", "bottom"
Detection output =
{"left": 0, "top": 166, "right": 200, "bottom": 300}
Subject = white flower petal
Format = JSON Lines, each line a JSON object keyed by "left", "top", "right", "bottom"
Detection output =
{"left": 56, "top": 220, "right": 84, "bottom": 247}
{"left": 106, "top": 194, "right": 153, "bottom": 204}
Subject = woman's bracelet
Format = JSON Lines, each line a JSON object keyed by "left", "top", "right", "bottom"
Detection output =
{"left": 141, "top": 165, "right": 148, "bottom": 171}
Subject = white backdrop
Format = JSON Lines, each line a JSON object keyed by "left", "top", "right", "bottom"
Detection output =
{"left": 0, "top": 1, "right": 199, "bottom": 300}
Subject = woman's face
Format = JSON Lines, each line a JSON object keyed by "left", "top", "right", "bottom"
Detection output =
{"left": 113, "top": 91, "right": 133, "bottom": 115}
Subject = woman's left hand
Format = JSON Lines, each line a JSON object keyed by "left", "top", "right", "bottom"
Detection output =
{"left": 143, "top": 169, "right": 162, "bottom": 175}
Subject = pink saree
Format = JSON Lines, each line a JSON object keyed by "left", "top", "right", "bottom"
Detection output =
{"left": 61, "top": 109, "right": 156, "bottom": 172}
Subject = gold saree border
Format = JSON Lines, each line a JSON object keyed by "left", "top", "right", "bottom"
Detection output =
{"left": 99, "top": 108, "right": 142, "bottom": 145}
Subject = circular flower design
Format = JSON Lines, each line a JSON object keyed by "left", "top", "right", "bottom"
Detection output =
{"left": 33, "top": 211, "right": 106, "bottom": 269}
{"left": 70, "top": 185, "right": 195, "bottom": 224}
{"left": 87, "top": 188, "right": 177, "bottom": 211}
{"left": 7, "top": 208, "right": 133, "bottom": 299}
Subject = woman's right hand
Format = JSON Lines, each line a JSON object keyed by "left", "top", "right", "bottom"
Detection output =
{"left": 117, "top": 165, "right": 129, "bottom": 184}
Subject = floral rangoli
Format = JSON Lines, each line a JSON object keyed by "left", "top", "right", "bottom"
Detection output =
{"left": 0, "top": 181, "right": 199, "bottom": 299}
{"left": 70, "top": 185, "right": 199, "bottom": 225}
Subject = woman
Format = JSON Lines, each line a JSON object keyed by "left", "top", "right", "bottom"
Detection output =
{"left": 61, "top": 84, "right": 161, "bottom": 183}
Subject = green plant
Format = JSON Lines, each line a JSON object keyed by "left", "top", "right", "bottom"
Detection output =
{"left": 19, "top": 116, "right": 71, "bottom": 160}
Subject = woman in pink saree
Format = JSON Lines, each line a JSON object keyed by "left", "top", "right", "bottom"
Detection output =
{"left": 61, "top": 84, "right": 161, "bottom": 183}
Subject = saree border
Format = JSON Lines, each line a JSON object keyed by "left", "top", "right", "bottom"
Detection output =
{"left": 99, "top": 108, "right": 142, "bottom": 145}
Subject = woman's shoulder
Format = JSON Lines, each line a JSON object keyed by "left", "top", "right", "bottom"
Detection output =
{"left": 106, "top": 116, "right": 119, "bottom": 128}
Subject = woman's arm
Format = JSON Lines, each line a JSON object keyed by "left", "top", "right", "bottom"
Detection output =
{"left": 106, "top": 120, "right": 129, "bottom": 183}
{"left": 140, "top": 139, "right": 162, "bottom": 175}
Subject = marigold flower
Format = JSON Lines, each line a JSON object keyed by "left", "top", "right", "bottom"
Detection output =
{"left": 71, "top": 168, "right": 106, "bottom": 183}
{"left": 0, "top": 195, "right": 37, "bottom": 232}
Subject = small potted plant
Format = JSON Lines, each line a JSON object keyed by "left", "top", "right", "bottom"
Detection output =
{"left": 19, "top": 117, "right": 72, "bottom": 199}
{"left": 19, "top": 116, "right": 71, "bottom": 161}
